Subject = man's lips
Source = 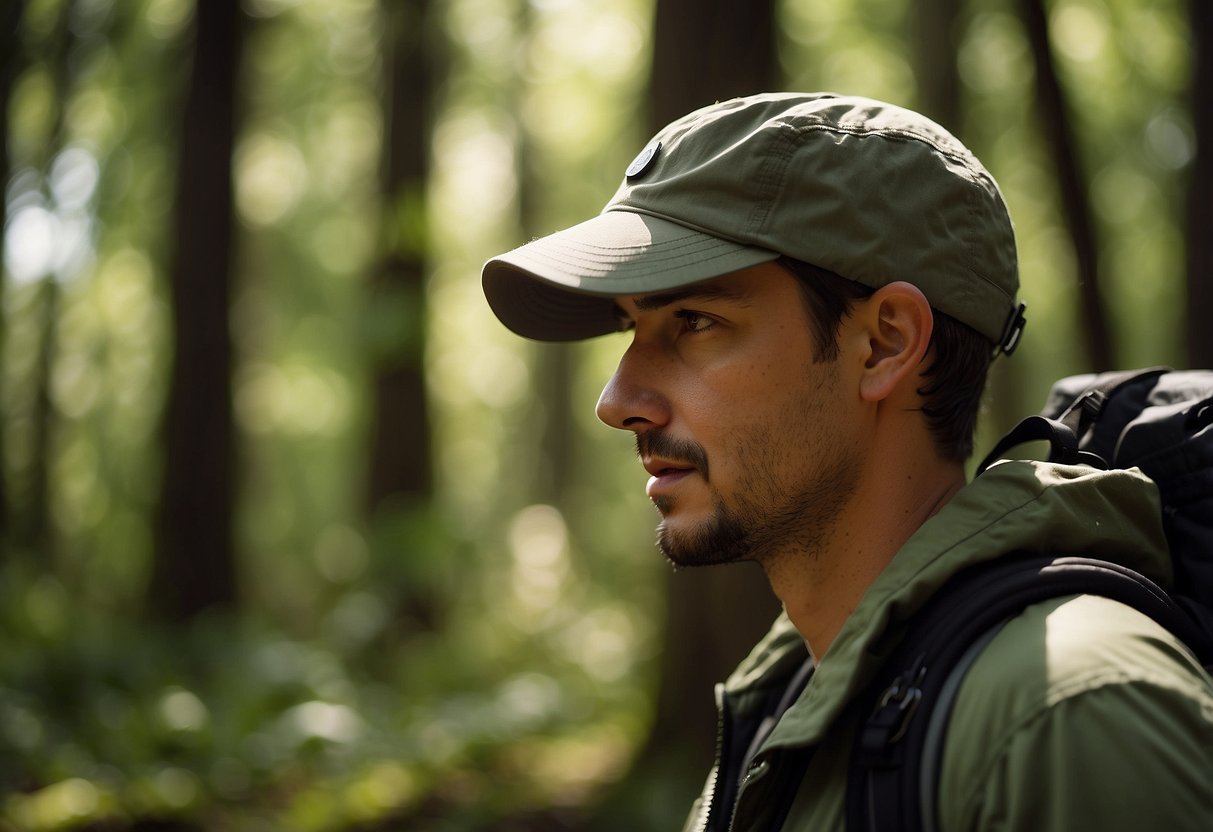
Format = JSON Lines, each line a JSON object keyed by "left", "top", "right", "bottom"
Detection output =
{"left": 642, "top": 457, "right": 697, "bottom": 478}
{"left": 643, "top": 458, "right": 697, "bottom": 498}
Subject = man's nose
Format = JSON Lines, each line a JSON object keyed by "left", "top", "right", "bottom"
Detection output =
{"left": 595, "top": 345, "right": 669, "bottom": 432}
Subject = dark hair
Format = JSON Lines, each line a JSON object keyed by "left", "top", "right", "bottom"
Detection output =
{"left": 777, "top": 256, "right": 991, "bottom": 462}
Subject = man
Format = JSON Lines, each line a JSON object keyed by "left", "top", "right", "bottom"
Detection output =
{"left": 481, "top": 93, "right": 1213, "bottom": 830}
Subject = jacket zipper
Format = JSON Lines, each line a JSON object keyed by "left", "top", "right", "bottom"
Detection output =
{"left": 696, "top": 683, "right": 731, "bottom": 832}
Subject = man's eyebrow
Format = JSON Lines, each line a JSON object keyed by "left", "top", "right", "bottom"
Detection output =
{"left": 628, "top": 285, "right": 748, "bottom": 312}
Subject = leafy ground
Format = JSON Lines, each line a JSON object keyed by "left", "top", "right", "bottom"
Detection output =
{"left": 0, "top": 562, "right": 650, "bottom": 832}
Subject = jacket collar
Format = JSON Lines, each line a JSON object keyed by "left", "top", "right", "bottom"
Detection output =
{"left": 722, "top": 460, "right": 1170, "bottom": 751}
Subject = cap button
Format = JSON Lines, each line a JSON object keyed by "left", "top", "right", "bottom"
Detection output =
{"left": 625, "top": 141, "right": 662, "bottom": 180}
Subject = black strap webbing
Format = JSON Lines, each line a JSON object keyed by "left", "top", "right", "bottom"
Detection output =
{"left": 844, "top": 553, "right": 1212, "bottom": 832}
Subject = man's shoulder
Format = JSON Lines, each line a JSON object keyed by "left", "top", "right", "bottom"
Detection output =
{"left": 960, "top": 592, "right": 1213, "bottom": 709}
{"left": 937, "top": 593, "right": 1213, "bottom": 830}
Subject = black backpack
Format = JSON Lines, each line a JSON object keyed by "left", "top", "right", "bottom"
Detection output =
{"left": 845, "top": 367, "right": 1213, "bottom": 832}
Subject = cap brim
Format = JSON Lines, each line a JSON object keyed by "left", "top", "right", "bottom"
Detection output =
{"left": 482, "top": 210, "right": 778, "bottom": 341}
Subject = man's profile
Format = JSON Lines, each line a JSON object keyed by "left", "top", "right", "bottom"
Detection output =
{"left": 481, "top": 93, "right": 1213, "bottom": 831}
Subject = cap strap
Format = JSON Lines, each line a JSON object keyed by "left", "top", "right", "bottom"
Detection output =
{"left": 996, "top": 302, "right": 1027, "bottom": 357}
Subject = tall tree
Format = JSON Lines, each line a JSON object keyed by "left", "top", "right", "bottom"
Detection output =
{"left": 513, "top": 0, "right": 575, "bottom": 510}
{"left": 12, "top": 0, "right": 75, "bottom": 557}
{"left": 151, "top": 0, "right": 245, "bottom": 620}
{"left": 1187, "top": 0, "right": 1213, "bottom": 367}
{"left": 648, "top": 0, "right": 778, "bottom": 130}
{"left": 913, "top": 0, "right": 963, "bottom": 132}
{"left": 0, "top": 0, "right": 23, "bottom": 545}
{"left": 364, "top": 0, "right": 440, "bottom": 628}
{"left": 1020, "top": 0, "right": 1114, "bottom": 370}
{"left": 600, "top": 0, "right": 783, "bottom": 822}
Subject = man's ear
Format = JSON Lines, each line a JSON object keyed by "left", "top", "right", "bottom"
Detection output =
{"left": 854, "top": 281, "right": 933, "bottom": 403}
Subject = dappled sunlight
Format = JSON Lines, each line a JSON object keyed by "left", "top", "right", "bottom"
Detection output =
{"left": 3, "top": 203, "right": 58, "bottom": 283}
{"left": 7, "top": 779, "right": 110, "bottom": 832}
{"left": 1146, "top": 108, "right": 1195, "bottom": 168}
{"left": 0, "top": 0, "right": 1204, "bottom": 828}
{"left": 145, "top": 0, "right": 194, "bottom": 40}
{"left": 314, "top": 523, "right": 371, "bottom": 584}
{"left": 1052, "top": 3, "right": 1111, "bottom": 64}
{"left": 4, "top": 148, "right": 99, "bottom": 285}
{"left": 509, "top": 503, "right": 573, "bottom": 624}
{"left": 959, "top": 12, "right": 1033, "bottom": 96}
{"left": 235, "top": 131, "right": 310, "bottom": 227}
{"left": 559, "top": 605, "right": 640, "bottom": 683}
{"left": 432, "top": 108, "right": 518, "bottom": 246}
{"left": 526, "top": 7, "right": 646, "bottom": 86}
{"left": 282, "top": 701, "right": 366, "bottom": 745}
{"left": 158, "top": 686, "right": 211, "bottom": 734}
{"left": 235, "top": 361, "right": 354, "bottom": 436}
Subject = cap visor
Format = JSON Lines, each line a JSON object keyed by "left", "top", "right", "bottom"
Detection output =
{"left": 482, "top": 210, "right": 778, "bottom": 341}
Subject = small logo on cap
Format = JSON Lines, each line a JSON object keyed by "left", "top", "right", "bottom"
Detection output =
{"left": 626, "top": 141, "right": 662, "bottom": 180}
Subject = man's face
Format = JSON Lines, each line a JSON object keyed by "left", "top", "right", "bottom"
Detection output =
{"left": 596, "top": 262, "right": 862, "bottom": 568}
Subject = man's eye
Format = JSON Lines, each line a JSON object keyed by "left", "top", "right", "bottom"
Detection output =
{"left": 674, "top": 310, "right": 714, "bottom": 333}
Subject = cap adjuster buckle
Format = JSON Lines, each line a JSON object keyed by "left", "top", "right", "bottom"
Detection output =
{"left": 997, "top": 302, "right": 1027, "bottom": 357}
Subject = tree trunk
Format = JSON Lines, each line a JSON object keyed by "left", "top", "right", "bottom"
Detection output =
{"left": 649, "top": 0, "right": 778, "bottom": 129}
{"left": 12, "top": 0, "right": 73, "bottom": 558}
{"left": 913, "top": 0, "right": 963, "bottom": 133}
{"left": 152, "top": 0, "right": 244, "bottom": 620}
{"left": 1187, "top": 0, "right": 1213, "bottom": 367}
{"left": 1020, "top": 0, "right": 1114, "bottom": 371}
{"left": 508, "top": 0, "right": 576, "bottom": 509}
{"left": 364, "top": 0, "right": 440, "bottom": 628}
{"left": 0, "top": 0, "right": 22, "bottom": 544}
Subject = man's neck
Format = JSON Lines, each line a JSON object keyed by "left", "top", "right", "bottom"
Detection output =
{"left": 762, "top": 448, "right": 967, "bottom": 661}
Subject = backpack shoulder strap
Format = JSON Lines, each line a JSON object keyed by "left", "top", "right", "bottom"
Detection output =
{"left": 845, "top": 553, "right": 1209, "bottom": 832}
{"left": 974, "top": 367, "right": 1171, "bottom": 476}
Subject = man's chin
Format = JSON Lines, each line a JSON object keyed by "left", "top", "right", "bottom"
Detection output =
{"left": 656, "top": 516, "right": 752, "bottom": 568}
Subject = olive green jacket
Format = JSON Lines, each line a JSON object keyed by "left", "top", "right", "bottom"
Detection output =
{"left": 683, "top": 461, "right": 1213, "bottom": 831}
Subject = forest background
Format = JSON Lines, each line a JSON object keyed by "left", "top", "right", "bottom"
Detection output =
{"left": 1, "top": 0, "right": 1209, "bottom": 829}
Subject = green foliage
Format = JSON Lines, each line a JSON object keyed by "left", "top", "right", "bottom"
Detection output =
{"left": 0, "top": 554, "right": 642, "bottom": 831}
{"left": 0, "top": 0, "right": 1202, "bottom": 828}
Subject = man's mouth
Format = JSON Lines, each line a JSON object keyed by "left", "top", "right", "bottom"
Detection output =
{"left": 642, "top": 459, "right": 696, "bottom": 479}
{"left": 636, "top": 433, "right": 709, "bottom": 504}
{"left": 636, "top": 432, "right": 709, "bottom": 475}
{"left": 643, "top": 459, "right": 697, "bottom": 502}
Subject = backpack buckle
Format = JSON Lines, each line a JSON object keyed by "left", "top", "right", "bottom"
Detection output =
{"left": 874, "top": 666, "right": 927, "bottom": 745}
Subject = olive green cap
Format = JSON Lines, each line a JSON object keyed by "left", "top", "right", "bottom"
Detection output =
{"left": 483, "top": 92, "right": 1025, "bottom": 351}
